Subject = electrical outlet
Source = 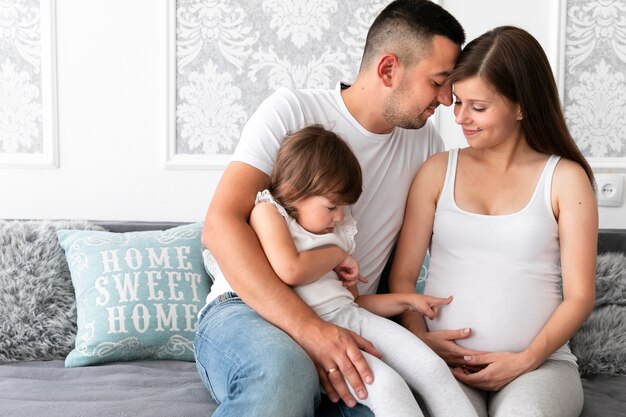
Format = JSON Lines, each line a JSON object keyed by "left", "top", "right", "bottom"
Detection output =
{"left": 596, "top": 174, "right": 624, "bottom": 207}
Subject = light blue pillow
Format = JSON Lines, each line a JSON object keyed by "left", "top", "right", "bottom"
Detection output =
{"left": 416, "top": 251, "right": 430, "bottom": 295}
{"left": 57, "top": 223, "right": 211, "bottom": 368}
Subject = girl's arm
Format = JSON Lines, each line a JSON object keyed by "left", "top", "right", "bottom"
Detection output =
{"left": 249, "top": 201, "right": 348, "bottom": 286}
{"left": 457, "top": 159, "right": 598, "bottom": 390}
{"left": 354, "top": 291, "right": 452, "bottom": 319}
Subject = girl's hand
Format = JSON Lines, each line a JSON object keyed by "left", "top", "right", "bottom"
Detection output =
{"left": 451, "top": 351, "right": 536, "bottom": 391}
{"left": 334, "top": 255, "right": 367, "bottom": 287}
{"left": 406, "top": 294, "right": 453, "bottom": 320}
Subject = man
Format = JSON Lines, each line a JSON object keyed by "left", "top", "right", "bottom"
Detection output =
{"left": 196, "top": 1, "right": 465, "bottom": 415}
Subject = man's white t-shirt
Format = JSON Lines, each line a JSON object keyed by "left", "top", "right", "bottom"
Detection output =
{"left": 206, "top": 83, "right": 443, "bottom": 304}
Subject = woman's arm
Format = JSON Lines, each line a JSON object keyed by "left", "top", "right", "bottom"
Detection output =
{"left": 249, "top": 201, "right": 349, "bottom": 286}
{"left": 456, "top": 160, "right": 598, "bottom": 390}
{"left": 389, "top": 155, "right": 439, "bottom": 332}
{"left": 526, "top": 159, "right": 597, "bottom": 363}
{"left": 389, "top": 152, "right": 479, "bottom": 364}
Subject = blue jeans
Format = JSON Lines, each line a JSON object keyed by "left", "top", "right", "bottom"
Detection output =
{"left": 194, "top": 293, "right": 374, "bottom": 417}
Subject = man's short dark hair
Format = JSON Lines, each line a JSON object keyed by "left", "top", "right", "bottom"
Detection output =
{"left": 361, "top": 0, "right": 465, "bottom": 69}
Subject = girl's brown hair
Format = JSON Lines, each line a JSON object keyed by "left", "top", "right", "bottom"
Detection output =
{"left": 269, "top": 125, "right": 363, "bottom": 220}
{"left": 449, "top": 26, "right": 595, "bottom": 189}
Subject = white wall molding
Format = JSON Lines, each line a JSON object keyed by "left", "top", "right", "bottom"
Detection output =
{"left": 0, "top": 0, "right": 58, "bottom": 169}
{"left": 556, "top": 0, "right": 567, "bottom": 104}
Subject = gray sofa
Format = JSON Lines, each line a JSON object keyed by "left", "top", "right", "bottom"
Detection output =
{"left": 0, "top": 220, "right": 625, "bottom": 416}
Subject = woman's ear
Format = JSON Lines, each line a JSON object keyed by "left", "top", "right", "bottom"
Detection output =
{"left": 377, "top": 54, "right": 399, "bottom": 87}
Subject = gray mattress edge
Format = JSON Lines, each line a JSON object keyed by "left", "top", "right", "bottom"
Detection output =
{"left": 0, "top": 359, "right": 217, "bottom": 417}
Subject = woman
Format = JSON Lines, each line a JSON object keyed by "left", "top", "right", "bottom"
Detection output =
{"left": 389, "top": 26, "right": 598, "bottom": 416}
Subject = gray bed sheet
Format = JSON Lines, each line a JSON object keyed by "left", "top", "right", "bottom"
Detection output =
{"left": 0, "top": 360, "right": 217, "bottom": 417}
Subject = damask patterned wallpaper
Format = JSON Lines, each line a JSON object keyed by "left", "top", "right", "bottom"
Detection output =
{"left": 174, "top": 0, "right": 394, "bottom": 157}
{"left": 564, "top": 0, "right": 626, "bottom": 159}
{"left": 0, "top": 0, "right": 43, "bottom": 154}
{"left": 174, "top": 0, "right": 626, "bottom": 164}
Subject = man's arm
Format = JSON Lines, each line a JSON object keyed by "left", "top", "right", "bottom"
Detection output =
{"left": 203, "top": 162, "right": 379, "bottom": 406}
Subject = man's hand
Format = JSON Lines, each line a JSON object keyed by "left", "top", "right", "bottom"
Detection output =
{"left": 299, "top": 321, "right": 382, "bottom": 407}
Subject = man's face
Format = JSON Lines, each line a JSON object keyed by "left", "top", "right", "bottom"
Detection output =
{"left": 383, "top": 35, "right": 460, "bottom": 129}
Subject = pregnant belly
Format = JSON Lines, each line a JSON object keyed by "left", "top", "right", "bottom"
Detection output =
{"left": 425, "top": 279, "right": 562, "bottom": 353}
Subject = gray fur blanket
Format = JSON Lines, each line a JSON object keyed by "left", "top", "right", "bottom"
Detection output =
{"left": 0, "top": 220, "right": 104, "bottom": 362}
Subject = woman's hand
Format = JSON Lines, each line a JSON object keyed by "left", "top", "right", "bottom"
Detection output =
{"left": 451, "top": 351, "right": 536, "bottom": 391}
{"left": 412, "top": 327, "right": 486, "bottom": 367}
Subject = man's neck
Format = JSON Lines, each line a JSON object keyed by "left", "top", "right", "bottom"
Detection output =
{"left": 341, "top": 80, "right": 394, "bottom": 135}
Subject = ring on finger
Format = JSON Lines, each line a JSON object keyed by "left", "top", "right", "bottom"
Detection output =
{"left": 327, "top": 367, "right": 338, "bottom": 375}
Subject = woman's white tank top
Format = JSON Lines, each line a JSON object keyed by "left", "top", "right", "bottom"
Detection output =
{"left": 424, "top": 149, "right": 575, "bottom": 363}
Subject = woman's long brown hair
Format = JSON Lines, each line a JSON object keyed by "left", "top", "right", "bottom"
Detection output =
{"left": 449, "top": 26, "right": 595, "bottom": 189}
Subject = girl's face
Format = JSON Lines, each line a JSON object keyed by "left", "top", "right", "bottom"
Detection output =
{"left": 453, "top": 76, "right": 523, "bottom": 148}
{"left": 293, "top": 195, "right": 347, "bottom": 235}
